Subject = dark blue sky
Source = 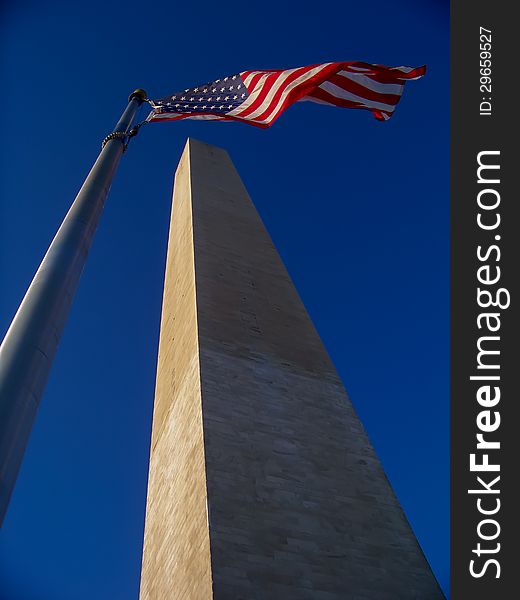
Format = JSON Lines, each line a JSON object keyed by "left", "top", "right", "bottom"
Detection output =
{"left": 0, "top": 1, "right": 449, "bottom": 598}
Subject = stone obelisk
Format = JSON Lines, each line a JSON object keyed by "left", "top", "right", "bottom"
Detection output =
{"left": 139, "top": 139, "right": 443, "bottom": 599}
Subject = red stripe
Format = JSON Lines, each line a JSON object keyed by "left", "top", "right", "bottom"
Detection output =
{"left": 338, "top": 62, "right": 426, "bottom": 83}
{"left": 305, "top": 87, "right": 394, "bottom": 119}
{"left": 344, "top": 62, "right": 425, "bottom": 79}
{"left": 365, "top": 72, "right": 411, "bottom": 85}
{"left": 306, "top": 86, "right": 371, "bottom": 109}
{"left": 329, "top": 73, "right": 402, "bottom": 106}
{"left": 360, "top": 67, "right": 425, "bottom": 85}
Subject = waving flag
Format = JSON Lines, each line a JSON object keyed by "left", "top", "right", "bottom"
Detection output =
{"left": 147, "top": 62, "right": 425, "bottom": 128}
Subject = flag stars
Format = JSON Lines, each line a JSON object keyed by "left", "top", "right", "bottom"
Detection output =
{"left": 155, "top": 70, "right": 286, "bottom": 118}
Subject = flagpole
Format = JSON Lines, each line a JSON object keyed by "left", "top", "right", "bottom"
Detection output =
{"left": 0, "top": 88, "right": 147, "bottom": 526}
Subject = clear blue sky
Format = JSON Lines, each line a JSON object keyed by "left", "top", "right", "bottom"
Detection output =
{"left": 0, "top": 0, "right": 449, "bottom": 597}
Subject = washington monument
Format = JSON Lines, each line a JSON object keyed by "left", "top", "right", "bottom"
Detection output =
{"left": 139, "top": 139, "right": 443, "bottom": 599}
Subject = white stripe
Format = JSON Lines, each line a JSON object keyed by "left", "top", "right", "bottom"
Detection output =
{"left": 319, "top": 81, "right": 397, "bottom": 112}
{"left": 252, "top": 63, "right": 333, "bottom": 124}
{"left": 349, "top": 65, "right": 415, "bottom": 74}
{"left": 188, "top": 114, "right": 225, "bottom": 120}
{"left": 149, "top": 112, "right": 225, "bottom": 122}
{"left": 391, "top": 66, "right": 424, "bottom": 80}
{"left": 344, "top": 64, "right": 422, "bottom": 80}
{"left": 147, "top": 110, "right": 182, "bottom": 121}
{"left": 299, "top": 95, "right": 335, "bottom": 106}
{"left": 347, "top": 65, "right": 371, "bottom": 72}
{"left": 338, "top": 71, "right": 404, "bottom": 96}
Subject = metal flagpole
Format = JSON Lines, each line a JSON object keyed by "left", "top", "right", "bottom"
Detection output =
{"left": 0, "top": 88, "right": 148, "bottom": 526}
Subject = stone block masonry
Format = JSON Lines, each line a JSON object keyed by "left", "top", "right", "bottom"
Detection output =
{"left": 139, "top": 139, "right": 444, "bottom": 599}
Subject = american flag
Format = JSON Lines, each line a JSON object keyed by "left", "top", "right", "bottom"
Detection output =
{"left": 146, "top": 61, "right": 425, "bottom": 128}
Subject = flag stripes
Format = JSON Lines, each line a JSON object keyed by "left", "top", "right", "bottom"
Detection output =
{"left": 147, "top": 61, "right": 425, "bottom": 127}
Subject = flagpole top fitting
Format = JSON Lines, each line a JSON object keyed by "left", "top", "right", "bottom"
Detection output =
{"left": 129, "top": 88, "right": 148, "bottom": 104}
